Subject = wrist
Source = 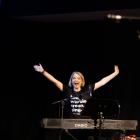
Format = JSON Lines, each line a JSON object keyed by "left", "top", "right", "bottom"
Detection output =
{"left": 114, "top": 71, "right": 119, "bottom": 75}
{"left": 41, "top": 70, "right": 45, "bottom": 74}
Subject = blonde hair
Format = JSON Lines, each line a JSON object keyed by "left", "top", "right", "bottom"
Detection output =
{"left": 68, "top": 71, "right": 85, "bottom": 87}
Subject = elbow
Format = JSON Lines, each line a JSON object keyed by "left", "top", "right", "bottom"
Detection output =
{"left": 55, "top": 83, "right": 63, "bottom": 91}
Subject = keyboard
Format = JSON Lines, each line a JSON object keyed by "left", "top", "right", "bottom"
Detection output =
{"left": 42, "top": 118, "right": 138, "bottom": 131}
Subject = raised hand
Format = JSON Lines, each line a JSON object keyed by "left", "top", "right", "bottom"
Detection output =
{"left": 33, "top": 63, "right": 44, "bottom": 73}
{"left": 114, "top": 65, "right": 119, "bottom": 75}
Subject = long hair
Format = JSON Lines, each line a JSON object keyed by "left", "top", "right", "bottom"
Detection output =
{"left": 68, "top": 71, "right": 85, "bottom": 87}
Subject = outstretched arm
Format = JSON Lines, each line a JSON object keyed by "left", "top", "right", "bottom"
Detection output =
{"left": 33, "top": 63, "right": 63, "bottom": 91}
{"left": 94, "top": 65, "right": 119, "bottom": 90}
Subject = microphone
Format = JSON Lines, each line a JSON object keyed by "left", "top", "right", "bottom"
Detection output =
{"left": 51, "top": 98, "right": 68, "bottom": 104}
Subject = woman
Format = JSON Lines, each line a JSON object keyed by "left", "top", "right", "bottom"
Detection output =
{"left": 33, "top": 64, "right": 119, "bottom": 118}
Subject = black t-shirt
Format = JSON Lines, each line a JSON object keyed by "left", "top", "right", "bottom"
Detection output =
{"left": 62, "top": 84, "right": 95, "bottom": 118}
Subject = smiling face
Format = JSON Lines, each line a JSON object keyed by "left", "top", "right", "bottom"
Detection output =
{"left": 72, "top": 73, "right": 83, "bottom": 90}
{"left": 68, "top": 72, "right": 85, "bottom": 92}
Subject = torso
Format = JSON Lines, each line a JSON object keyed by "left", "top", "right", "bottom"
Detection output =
{"left": 63, "top": 84, "right": 94, "bottom": 118}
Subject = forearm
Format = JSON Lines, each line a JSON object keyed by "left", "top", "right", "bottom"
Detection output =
{"left": 100, "top": 71, "right": 119, "bottom": 85}
{"left": 42, "top": 70, "right": 63, "bottom": 91}
{"left": 42, "top": 70, "right": 58, "bottom": 83}
{"left": 94, "top": 70, "right": 119, "bottom": 90}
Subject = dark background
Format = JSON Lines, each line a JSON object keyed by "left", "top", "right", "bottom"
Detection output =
{"left": 0, "top": 0, "right": 140, "bottom": 16}
{"left": 0, "top": 1, "right": 140, "bottom": 140}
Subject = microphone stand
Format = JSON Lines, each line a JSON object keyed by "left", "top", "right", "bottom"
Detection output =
{"left": 52, "top": 98, "right": 78, "bottom": 140}
{"left": 52, "top": 98, "right": 66, "bottom": 140}
{"left": 97, "top": 112, "right": 104, "bottom": 140}
{"left": 116, "top": 100, "right": 121, "bottom": 119}
{"left": 52, "top": 98, "right": 67, "bottom": 118}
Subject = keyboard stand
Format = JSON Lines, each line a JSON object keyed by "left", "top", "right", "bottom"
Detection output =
{"left": 64, "top": 129, "right": 79, "bottom": 140}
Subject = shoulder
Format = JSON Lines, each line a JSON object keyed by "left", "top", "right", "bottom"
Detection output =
{"left": 89, "top": 84, "right": 95, "bottom": 90}
{"left": 63, "top": 84, "right": 72, "bottom": 92}
{"left": 83, "top": 84, "right": 95, "bottom": 91}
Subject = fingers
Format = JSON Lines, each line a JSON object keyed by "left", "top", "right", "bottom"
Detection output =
{"left": 114, "top": 65, "right": 118, "bottom": 69}
{"left": 33, "top": 63, "right": 44, "bottom": 73}
{"left": 115, "top": 65, "right": 118, "bottom": 70}
{"left": 33, "top": 65, "right": 38, "bottom": 71}
{"left": 39, "top": 63, "right": 42, "bottom": 67}
{"left": 33, "top": 63, "right": 42, "bottom": 69}
{"left": 114, "top": 65, "right": 119, "bottom": 74}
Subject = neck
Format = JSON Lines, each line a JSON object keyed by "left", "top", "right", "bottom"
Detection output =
{"left": 73, "top": 87, "right": 81, "bottom": 92}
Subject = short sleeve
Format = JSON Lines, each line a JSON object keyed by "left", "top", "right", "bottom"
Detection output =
{"left": 88, "top": 84, "right": 95, "bottom": 97}
{"left": 62, "top": 85, "right": 72, "bottom": 98}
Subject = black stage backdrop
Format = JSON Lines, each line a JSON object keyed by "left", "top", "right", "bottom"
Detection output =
{"left": 0, "top": 13, "right": 140, "bottom": 140}
{"left": 1, "top": 0, "right": 140, "bottom": 16}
